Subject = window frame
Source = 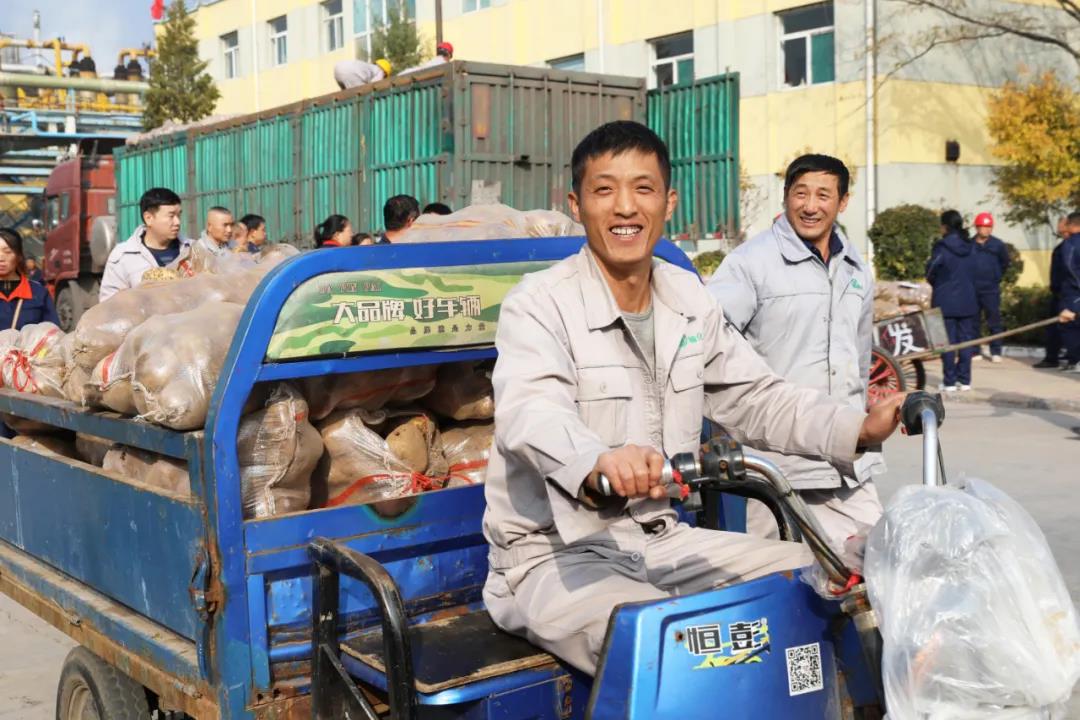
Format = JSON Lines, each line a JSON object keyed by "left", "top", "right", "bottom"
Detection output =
{"left": 463, "top": 0, "right": 491, "bottom": 13}
{"left": 777, "top": 2, "right": 835, "bottom": 90}
{"left": 548, "top": 53, "right": 586, "bottom": 72}
{"left": 323, "top": 0, "right": 344, "bottom": 52}
{"left": 221, "top": 31, "right": 240, "bottom": 79}
{"left": 649, "top": 31, "right": 695, "bottom": 90}
{"left": 268, "top": 15, "right": 288, "bottom": 67}
{"left": 353, "top": 0, "right": 417, "bottom": 60}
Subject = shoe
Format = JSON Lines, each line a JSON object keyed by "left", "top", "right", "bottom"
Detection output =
{"left": 1034, "top": 359, "right": 1060, "bottom": 369}
{"left": 941, "top": 385, "right": 958, "bottom": 392}
{"left": 990, "top": 355, "right": 1003, "bottom": 363}
{"left": 972, "top": 355, "right": 983, "bottom": 362}
{"left": 1064, "top": 363, "right": 1080, "bottom": 373}
{"left": 958, "top": 384, "right": 972, "bottom": 391}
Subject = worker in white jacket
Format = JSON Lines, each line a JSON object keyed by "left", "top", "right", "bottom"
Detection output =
{"left": 99, "top": 187, "right": 193, "bottom": 302}
{"left": 707, "top": 154, "right": 884, "bottom": 551}
{"left": 399, "top": 42, "right": 453, "bottom": 76}
{"left": 333, "top": 58, "right": 391, "bottom": 89}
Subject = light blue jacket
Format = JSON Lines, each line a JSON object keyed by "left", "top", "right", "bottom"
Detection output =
{"left": 707, "top": 215, "right": 884, "bottom": 490}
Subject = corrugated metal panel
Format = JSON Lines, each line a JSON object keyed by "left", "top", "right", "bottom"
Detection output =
{"left": 115, "top": 139, "right": 188, "bottom": 239}
{"left": 113, "top": 62, "right": 650, "bottom": 244}
{"left": 299, "top": 97, "right": 363, "bottom": 245}
{"left": 647, "top": 73, "right": 740, "bottom": 239}
{"left": 454, "top": 64, "right": 645, "bottom": 214}
{"left": 363, "top": 76, "right": 446, "bottom": 232}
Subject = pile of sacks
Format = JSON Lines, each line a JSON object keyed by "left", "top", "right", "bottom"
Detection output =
{"left": 0, "top": 246, "right": 496, "bottom": 519}
{"left": 400, "top": 203, "right": 583, "bottom": 243}
{"left": 873, "top": 280, "right": 932, "bottom": 321}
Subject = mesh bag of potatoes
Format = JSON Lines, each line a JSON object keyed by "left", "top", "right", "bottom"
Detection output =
{"left": 314, "top": 408, "right": 449, "bottom": 509}
{"left": 422, "top": 361, "right": 493, "bottom": 421}
{"left": 238, "top": 384, "right": 323, "bottom": 519}
{"left": 71, "top": 270, "right": 264, "bottom": 374}
{"left": 85, "top": 302, "right": 244, "bottom": 430}
{"left": 441, "top": 422, "right": 494, "bottom": 487}
{"left": 103, "top": 445, "right": 191, "bottom": 495}
{"left": 0, "top": 323, "right": 70, "bottom": 434}
{"left": 299, "top": 366, "right": 438, "bottom": 421}
{"left": 10, "top": 433, "right": 79, "bottom": 459}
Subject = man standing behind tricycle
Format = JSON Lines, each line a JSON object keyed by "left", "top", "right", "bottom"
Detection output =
{"left": 707, "top": 154, "right": 883, "bottom": 552}
{"left": 481, "top": 121, "right": 905, "bottom": 675}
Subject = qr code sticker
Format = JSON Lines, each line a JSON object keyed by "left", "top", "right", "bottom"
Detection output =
{"left": 786, "top": 642, "right": 824, "bottom": 696}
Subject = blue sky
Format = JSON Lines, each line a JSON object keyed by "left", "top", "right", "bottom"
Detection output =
{"left": 0, "top": 0, "right": 155, "bottom": 74}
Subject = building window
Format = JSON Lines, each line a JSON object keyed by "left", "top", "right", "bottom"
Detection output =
{"left": 323, "top": 0, "right": 344, "bottom": 51}
{"left": 354, "top": 1, "right": 416, "bottom": 58}
{"left": 268, "top": 15, "right": 288, "bottom": 67}
{"left": 463, "top": 0, "right": 491, "bottom": 11}
{"left": 548, "top": 53, "right": 585, "bottom": 71}
{"left": 221, "top": 31, "right": 239, "bottom": 79}
{"left": 778, "top": 2, "right": 835, "bottom": 88}
{"left": 650, "top": 32, "right": 694, "bottom": 88}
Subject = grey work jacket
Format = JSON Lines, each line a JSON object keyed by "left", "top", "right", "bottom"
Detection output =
{"left": 483, "top": 246, "right": 866, "bottom": 572}
{"left": 707, "top": 216, "right": 884, "bottom": 490}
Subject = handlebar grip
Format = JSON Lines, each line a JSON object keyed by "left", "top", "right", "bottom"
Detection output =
{"left": 594, "top": 460, "right": 675, "bottom": 497}
{"left": 901, "top": 391, "right": 945, "bottom": 436}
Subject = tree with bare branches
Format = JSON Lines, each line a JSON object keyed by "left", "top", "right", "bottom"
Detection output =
{"left": 887, "top": 0, "right": 1079, "bottom": 70}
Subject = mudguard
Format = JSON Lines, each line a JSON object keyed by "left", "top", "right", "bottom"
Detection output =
{"left": 588, "top": 571, "right": 857, "bottom": 720}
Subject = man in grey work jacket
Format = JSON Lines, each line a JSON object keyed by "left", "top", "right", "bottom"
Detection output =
{"left": 707, "top": 154, "right": 882, "bottom": 551}
{"left": 482, "top": 123, "right": 906, "bottom": 676}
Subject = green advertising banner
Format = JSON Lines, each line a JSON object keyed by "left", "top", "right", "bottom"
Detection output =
{"left": 267, "top": 261, "right": 554, "bottom": 360}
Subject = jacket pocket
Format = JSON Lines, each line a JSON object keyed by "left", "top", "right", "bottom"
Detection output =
{"left": 576, "top": 366, "right": 632, "bottom": 447}
{"left": 669, "top": 355, "right": 705, "bottom": 443}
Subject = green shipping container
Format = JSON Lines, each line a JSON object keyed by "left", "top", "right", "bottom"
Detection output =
{"left": 116, "top": 62, "right": 644, "bottom": 244}
{"left": 647, "top": 72, "right": 740, "bottom": 239}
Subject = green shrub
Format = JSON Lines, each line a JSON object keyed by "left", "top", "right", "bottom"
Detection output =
{"left": 999, "top": 285, "right": 1054, "bottom": 345}
{"left": 870, "top": 205, "right": 939, "bottom": 280}
{"left": 693, "top": 250, "right": 727, "bottom": 278}
{"left": 1002, "top": 242, "right": 1024, "bottom": 287}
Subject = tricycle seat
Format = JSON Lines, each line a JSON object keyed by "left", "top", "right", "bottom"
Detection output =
{"left": 340, "top": 609, "right": 557, "bottom": 694}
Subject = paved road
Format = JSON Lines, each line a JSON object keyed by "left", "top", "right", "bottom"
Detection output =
{"left": 1, "top": 404, "right": 1077, "bottom": 718}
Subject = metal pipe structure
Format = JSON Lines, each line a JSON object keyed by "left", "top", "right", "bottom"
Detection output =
{"left": 0, "top": 38, "right": 92, "bottom": 76}
{"left": 0, "top": 71, "right": 149, "bottom": 95}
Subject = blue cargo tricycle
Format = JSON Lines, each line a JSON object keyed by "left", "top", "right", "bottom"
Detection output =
{"left": 0, "top": 238, "right": 935, "bottom": 719}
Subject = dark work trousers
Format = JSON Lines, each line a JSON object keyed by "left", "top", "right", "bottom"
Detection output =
{"left": 1063, "top": 316, "right": 1080, "bottom": 365}
{"left": 942, "top": 315, "right": 979, "bottom": 386}
{"left": 1043, "top": 294, "right": 1062, "bottom": 362}
{"left": 976, "top": 289, "right": 1004, "bottom": 355}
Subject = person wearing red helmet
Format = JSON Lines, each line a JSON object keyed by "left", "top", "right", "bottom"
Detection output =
{"left": 971, "top": 211, "right": 1011, "bottom": 362}
{"left": 400, "top": 41, "right": 455, "bottom": 76}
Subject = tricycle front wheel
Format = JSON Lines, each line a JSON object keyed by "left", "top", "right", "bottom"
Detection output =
{"left": 56, "top": 646, "right": 151, "bottom": 720}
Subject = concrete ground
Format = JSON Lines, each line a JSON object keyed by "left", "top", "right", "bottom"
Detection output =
{"left": 1, "top": 399, "right": 1077, "bottom": 717}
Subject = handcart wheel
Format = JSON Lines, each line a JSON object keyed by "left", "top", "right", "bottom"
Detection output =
{"left": 902, "top": 358, "right": 926, "bottom": 391}
{"left": 868, "top": 346, "right": 906, "bottom": 407}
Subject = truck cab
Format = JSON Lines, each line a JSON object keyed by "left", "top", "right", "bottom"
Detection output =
{"left": 41, "top": 152, "right": 118, "bottom": 331}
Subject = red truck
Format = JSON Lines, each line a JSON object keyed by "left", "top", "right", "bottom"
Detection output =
{"left": 39, "top": 152, "right": 119, "bottom": 331}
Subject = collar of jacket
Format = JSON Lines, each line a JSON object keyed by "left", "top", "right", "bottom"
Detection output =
{"left": 772, "top": 214, "right": 861, "bottom": 270}
{"left": 0, "top": 274, "right": 32, "bottom": 301}
{"left": 120, "top": 226, "right": 192, "bottom": 253}
{"left": 576, "top": 245, "right": 697, "bottom": 331}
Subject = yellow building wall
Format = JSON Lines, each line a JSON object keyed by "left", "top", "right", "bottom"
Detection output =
{"left": 190, "top": 0, "right": 351, "bottom": 114}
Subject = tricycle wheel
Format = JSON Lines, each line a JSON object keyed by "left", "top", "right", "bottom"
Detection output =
{"left": 56, "top": 646, "right": 151, "bottom": 720}
{"left": 868, "top": 347, "right": 906, "bottom": 406}
{"left": 902, "top": 358, "right": 926, "bottom": 390}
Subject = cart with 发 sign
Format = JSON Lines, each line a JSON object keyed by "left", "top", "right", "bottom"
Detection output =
{"left": 868, "top": 307, "right": 1058, "bottom": 405}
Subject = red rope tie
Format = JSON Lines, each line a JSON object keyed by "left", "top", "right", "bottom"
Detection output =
{"left": 0, "top": 349, "right": 39, "bottom": 393}
{"left": 830, "top": 572, "right": 862, "bottom": 596}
